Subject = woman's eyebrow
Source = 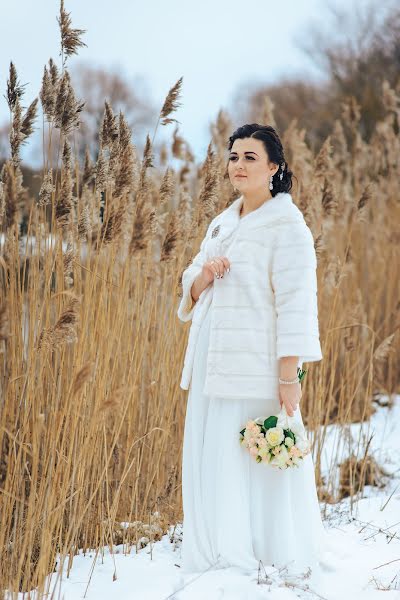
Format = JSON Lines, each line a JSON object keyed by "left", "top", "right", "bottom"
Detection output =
{"left": 229, "top": 151, "right": 259, "bottom": 156}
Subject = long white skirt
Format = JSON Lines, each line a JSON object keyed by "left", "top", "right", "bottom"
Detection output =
{"left": 181, "top": 302, "right": 330, "bottom": 576}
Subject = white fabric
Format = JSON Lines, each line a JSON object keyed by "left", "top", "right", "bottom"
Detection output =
{"left": 181, "top": 298, "right": 330, "bottom": 575}
{"left": 177, "top": 192, "right": 323, "bottom": 399}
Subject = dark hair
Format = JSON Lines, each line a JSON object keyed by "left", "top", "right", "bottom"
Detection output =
{"left": 227, "top": 123, "right": 295, "bottom": 197}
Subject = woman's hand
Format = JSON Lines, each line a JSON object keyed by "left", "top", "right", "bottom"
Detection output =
{"left": 202, "top": 255, "right": 231, "bottom": 284}
{"left": 190, "top": 255, "right": 231, "bottom": 305}
{"left": 279, "top": 382, "right": 302, "bottom": 417}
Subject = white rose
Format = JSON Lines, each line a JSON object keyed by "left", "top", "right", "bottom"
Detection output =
{"left": 258, "top": 445, "right": 270, "bottom": 459}
{"left": 279, "top": 445, "right": 289, "bottom": 459}
{"left": 271, "top": 445, "right": 289, "bottom": 469}
{"left": 257, "top": 437, "right": 268, "bottom": 449}
{"left": 265, "top": 427, "right": 284, "bottom": 447}
{"left": 285, "top": 436, "right": 294, "bottom": 448}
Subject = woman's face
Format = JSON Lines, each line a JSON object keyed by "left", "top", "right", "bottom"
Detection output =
{"left": 228, "top": 137, "right": 278, "bottom": 194}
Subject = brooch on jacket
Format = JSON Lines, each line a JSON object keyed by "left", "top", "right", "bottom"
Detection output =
{"left": 211, "top": 224, "right": 220, "bottom": 238}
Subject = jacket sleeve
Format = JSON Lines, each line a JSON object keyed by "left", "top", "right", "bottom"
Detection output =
{"left": 271, "top": 220, "right": 323, "bottom": 363}
{"left": 177, "top": 221, "right": 214, "bottom": 322}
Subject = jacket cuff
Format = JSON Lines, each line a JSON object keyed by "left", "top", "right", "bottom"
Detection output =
{"left": 277, "top": 334, "right": 323, "bottom": 363}
{"left": 177, "top": 265, "right": 202, "bottom": 322}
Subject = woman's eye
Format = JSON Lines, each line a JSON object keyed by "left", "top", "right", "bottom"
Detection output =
{"left": 229, "top": 156, "right": 255, "bottom": 161}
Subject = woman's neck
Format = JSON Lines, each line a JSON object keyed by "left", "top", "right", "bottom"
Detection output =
{"left": 239, "top": 191, "right": 273, "bottom": 218}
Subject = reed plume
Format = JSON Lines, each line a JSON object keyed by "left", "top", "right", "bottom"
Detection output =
{"left": 56, "top": 138, "right": 74, "bottom": 229}
{"left": 40, "top": 62, "right": 58, "bottom": 120}
{"left": 314, "top": 136, "right": 333, "bottom": 178}
{"left": 54, "top": 71, "right": 85, "bottom": 135}
{"left": 38, "top": 169, "right": 55, "bottom": 207}
{"left": 57, "top": 0, "right": 87, "bottom": 66}
{"left": 160, "top": 76, "right": 183, "bottom": 126}
{"left": 160, "top": 212, "right": 179, "bottom": 262}
{"left": 21, "top": 98, "right": 38, "bottom": 138}
{"left": 142, "top": 134, "right": 155, "bottom": 172}
{"left": 151, "top": 167, "right": 175, "bottom": 238}
{"left": 100, "top": 100, "right": 119, "bottom": 148}
{"left": 374, "top": 332, "right": 396, "bottom": 363}
{"left": 0, "top": 161, "right": 18, "bottom": 229}
{"left": 63, "top": 240, "right": 76, "bottom": 286}
{"left": 9, "top": 97, "right": 22, "bottom": 165}
{"left": 5, "top": 61, "right": 27, "bottom": 112}
{"left": 82, "top": 147, "right": 95, "bottom": 189}
{"left": 77, "top": 201, "right": 91, "bottom": 241}
{"left": 196, "top": 142, "right": 219, "bottom": 226}
{"left": 171, "top": 127, "right": 186, "bottom": 160}
{"left": 129, "top": 180, "right": 154, "bottom": 254}
{"left": 321, "top": 177, "right": 338, "bottom": 218}
{"left": 95, "top": 148, "right": 109, "bottom": 192}
{"left": 113, "top": 111, "right": 139, "bottom": 198}
{"left": 71, "top": 361, "right": 95, "bottom": 396}
{"left": 151, "top": 77, "right": 183, "bottom": 147}
{"left": 36, "top": 295, "right": 80, "bottom": 351}
{"left": 99, "top": 200, "right": 125, "bottom": 246}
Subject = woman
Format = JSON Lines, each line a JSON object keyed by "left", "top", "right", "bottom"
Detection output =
{"left": 177, "top": 124, "right": 329, "bottom": 576}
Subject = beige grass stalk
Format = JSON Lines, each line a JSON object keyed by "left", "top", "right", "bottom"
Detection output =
{"left": 151, "top": 76, "right": 183, "bottom": 147}
{"left": 1, "top": 8, "right": 400, "bottom": 594}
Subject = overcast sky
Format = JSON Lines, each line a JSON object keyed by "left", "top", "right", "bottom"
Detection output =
{"left": 0, "top": 0, "right": 352, "bottom": 166}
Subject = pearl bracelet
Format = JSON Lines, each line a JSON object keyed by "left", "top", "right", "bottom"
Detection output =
{"left": 278, "top": 376, "right": 300, "bottom": 384}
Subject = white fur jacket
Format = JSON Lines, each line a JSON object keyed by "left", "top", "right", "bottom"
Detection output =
{"left": 177, "top": 192, "right": 323, "bottom": 399}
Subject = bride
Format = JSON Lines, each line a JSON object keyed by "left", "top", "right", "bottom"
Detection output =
{"left": 177, "top": 123, "right": 330, "bottom": 576}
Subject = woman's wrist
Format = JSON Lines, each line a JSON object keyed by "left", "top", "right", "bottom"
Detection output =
{"left": 279, "top": 356, "right": 299, "bottom": 381}
{"left": 279, "top": 375, "right": 300, "bottom": 385}
{"left": 190, "top": 272, "right": 212, "bottom": 304}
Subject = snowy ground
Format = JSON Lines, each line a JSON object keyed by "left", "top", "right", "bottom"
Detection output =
{"left": 5, "top": 395, "right": 400, "bottom": 600}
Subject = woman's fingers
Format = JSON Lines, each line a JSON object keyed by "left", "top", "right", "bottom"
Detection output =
{"left": 285, "top": 402, "right": 294, "bottom": 417}
{"left": 211, "top": 257, "right": 224, "bottom": 278}
{"left": 282, "top": 397, "right": 300, "bottom": 417}
{"left": 220, "top": 256, "right": 230, "bottom": 273}
{"left": 209, "top": 256, "right": 230, "bottom": 278}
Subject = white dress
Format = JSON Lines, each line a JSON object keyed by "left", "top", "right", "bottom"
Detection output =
{"left": 179, "top": 203, "right": 340, "bottom": 577}
{"left": 181, "top": 297, "right": 330, "bottom": 576}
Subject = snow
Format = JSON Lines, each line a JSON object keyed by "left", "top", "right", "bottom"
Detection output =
{"left": 4, "top": 395, "right": 400, "bottom": 600}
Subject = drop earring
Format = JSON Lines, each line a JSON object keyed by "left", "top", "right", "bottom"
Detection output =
{"left": 269, "top": 175, "right": 273, "bottom": 190}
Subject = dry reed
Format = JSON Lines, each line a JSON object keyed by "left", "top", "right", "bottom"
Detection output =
{"left": 0, "top": 2, "right": 399, "bottom": 596}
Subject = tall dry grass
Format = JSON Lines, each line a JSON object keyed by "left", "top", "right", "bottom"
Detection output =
{"left": 0, "top": 2, "right": 399, "bottom": 596}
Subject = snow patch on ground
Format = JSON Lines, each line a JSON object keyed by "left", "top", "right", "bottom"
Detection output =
{"left": 5, "top": 395, "right": 400, "bottom": 600}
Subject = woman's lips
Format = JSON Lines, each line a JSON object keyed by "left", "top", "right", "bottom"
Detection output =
{"left": 235, "top": 175, "right": 247, "bottom": 178}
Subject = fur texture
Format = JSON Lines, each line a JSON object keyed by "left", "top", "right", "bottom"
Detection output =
{"left": 177, "top": 192, "right": 323, "bottom": 399}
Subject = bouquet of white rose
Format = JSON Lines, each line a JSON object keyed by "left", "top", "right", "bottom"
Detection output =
{"left": 239, "top": 407, "right": 311, "bottom": 470}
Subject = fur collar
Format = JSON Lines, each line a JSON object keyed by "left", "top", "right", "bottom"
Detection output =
{"left": 212, "top": 192, "right": 304, "bottom": 246}
{"left": 227, "top": 192, "right": 302, "bottom": 228}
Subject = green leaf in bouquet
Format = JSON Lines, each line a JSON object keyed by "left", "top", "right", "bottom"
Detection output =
{"left": 239, "top": 427, "right": 246, "bottom": 436}
{"left": 263, "top": 415, "right": 278, "bottom": 430}
{"left": 297, "top": 367, "right": 307, "bottom": 382}
{"left": 283, "top": 429, "right": 296, "bottom": 442}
